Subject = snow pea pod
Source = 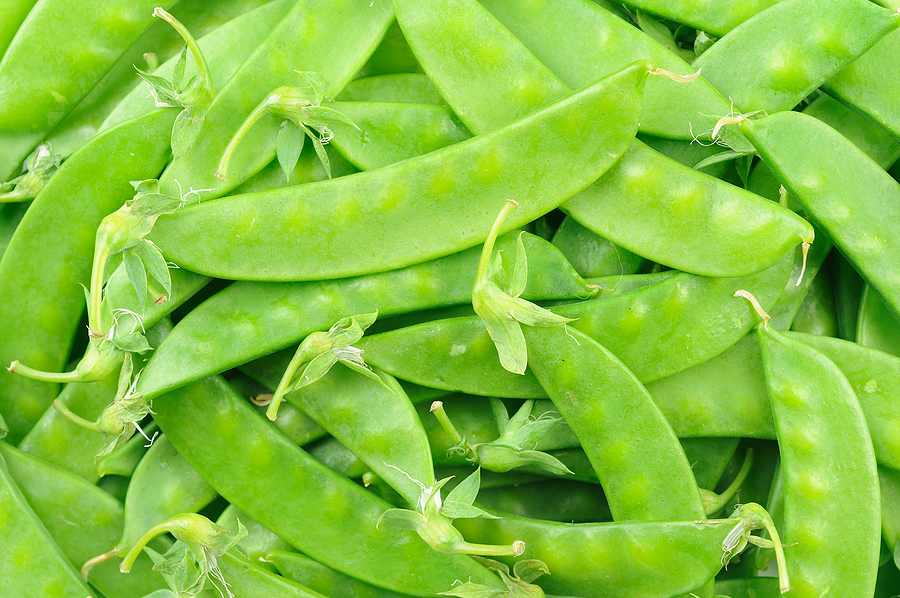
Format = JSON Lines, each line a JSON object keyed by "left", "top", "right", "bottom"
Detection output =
{"left": 824, "top": 29, "right": 900, "bottom": 142}
{"left": 269, "top": 550, "right": 409, "bottom": 598}
{"left": 789, "top": 266, "right": 838, "bottom": 337}
{"left": 617, "top": 0, "right": 780, "bottom": 37}
{"left": 857, "top": 284, "right": 900, "bottom": 357}
{"left": 0, "top": 0, "right": 38, "bottom": 59}
{"left": 397, "top": 0, "right": 811, "bottom": 277}
{"left": 551, "top": 217, "right": 644, "bottom": 278}
{"left": 213, "top": 552, "right": 329, "bottom": 598}
{"left": 0, "top": 443, "right": 166, "bottom": 597}
{"left": 157, "top": 0, "right": 394, "bottom": 198}
{"left": 523, "top": 325, "right": 706, "bottom": 522}
{"left": 149, "top": 61, "right": 650, "bottom": 280}
{"left": 740, "top": 111, "right": 900, "bottom": 322}
{"left": 477, "top": 0, "right": 731, "bottom": 138}
{"left": 692, "top": 0, "right": 900, "bottom": 114}
{"left": 338, "top": 73, "right": 443, "bottom": 105}
{"left": 0, "top": 448, "right": 98, "bottom": 597}
{"left": 0, "top": 0, "right": 178, "bottom": 181}
{"left": 152, "top": 375, "right": 505, "bottom": 595}
{"left": 758, "top": 322, "right": 880, "bottom": 598}
{"left": 0, "top": 110, "right": 175, "bottom": 443}
{"left": 715, "top": 577, "right": 781, "bottom": 597}
{"left": 455, "top": 507, "right": 772, "bottom": 597}
{"left": 136, "top": 234, "right": 593, "bottom": 401}
{"left": 358, "top": 251, "right": 793, "bottom": 395}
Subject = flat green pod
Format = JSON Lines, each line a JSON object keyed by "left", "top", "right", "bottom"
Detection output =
{"left": 479, "top": 0, "right": 732, "bottom": 138}
{"left": 616, "top": 0, "right": 781, "bottom": 37}
{"left": 269, "top": 550, "right": 408, "bottom": 598}
{"left": 693, "top": 0, "right": 900, "bottom": 113}
{"left": 857, "top": 284, "right": 900, "bottom": 357}
{"left": 740, "top": 111, "right": 900, "bottom": 323}
{"left": 338, "top": 73, "right": 443, "bottom": 104}
{"left": 825, "top": 28, "right": 900, "bottom": 143}
{"left": 149, "top": 62, "right": 650, "bottom": 281}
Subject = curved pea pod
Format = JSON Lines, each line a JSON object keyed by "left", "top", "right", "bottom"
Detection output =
{"left": 0, "top": 448, "right": 103, "bottom": 597}
{"left": 789, "top": 266, "right": 838, "bottom": 337}
{"left": 715, "top": 577, "right": 782, "bottom": 597}
{"left": 523, "top": 325, "right": 706, "bottom": 522}
{"left": 561, "top": 141, "right": 813, "bottom": 277}
{"left": 149, "top": 61, "right": 651, "bottom": 281}
{"left": 152, "top": 376, "right": 506, "bottom": 596}
{"left": 117, "top": 434, "right": 218, "bottom": 555}
{"left": 0, "top": 0, "right": 38, "bottom": 59}
{"left": 0, "top": 442, "right": 166, "bottom": 597}
{"left": 740, "top": 111, "right": 900, "bottom": 322}
{"left": 857, "top": 284, "right": 900, "bottom": 357}
{"left": 157, "top": 0, "right": 394, "bottom": 198}
{"left": 135, "top": 235, "right": 594, "bottom": 401}
{"left": 101, "top": 0, "right": 295, "bottom": 132}
{"left": 477, "top": 0, "right": 731, "bottom": 138}
{"left": 693, "top": 0, "right": 900, "bottom": 114}
{"left": 396, "top": 0, "right": 810, "bottom": 278}
{"left": 879, "top": 466, "right": 900, "bottom": 561}
{"left": 825, "top": 29, "right": 900, "bottom": 142}
{"left": 268, "top": 550, "right": 409, "bottom": 598}
{"left": 328, "top": 101, "right": 471, "bottom": 171}
{"left": 358, "top": 251, "right": 793, "bottom": 396}
{"left": 213, "top": 551, "right": 329, "bottom": 598}
{"left": 551, "top": 217, "right": 644, "bottom": 278}
{"left": 0, "top": 0, "right": 178, "bottom": 181}
{"left": 0, "top": 110, "right": 175, "bottom": 444}
{"left": 758, "top": 325, "right": 880, "bottom": 597}
{"left": 217, "top": 504, "right": 296, "bottom": 568}
{"left": 455, "top": 505, "right": 778, "bottom": 597}
{"left": 616, "top": 0, "right": 779, "bottom": 37}
{"left": 338, "top": 73, "right": 444, "bottom": 104}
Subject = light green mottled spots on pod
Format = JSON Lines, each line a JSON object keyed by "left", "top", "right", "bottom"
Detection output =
{"left": 775, "top": 381, "right": 808, "bottom": 408}
{"left": 38, "top": 299, "right": 68, "bottom": 334}
{"left": 12, "top": 541, "right": 33, "bottom": 569}
{"left": 667, "top": 185, "right": 703, "bottom": 220}
{"left": 798, "top": 175, "right": 823, "bottom": 192}
{"left": 513, "top": 78, "right": 554, "bottom": 110}
{"left": 618, "top": 302, "right": 648, "bottom": 336}
{"left": 708, "top": 196, "right": 741, "bottom": 231}
{"left": 726, "top": 3, "right": 755, "bottom": 23}
{"left": 100, "top": 8, "right": 139, "bottom": 32}
{"left": 322, "top": 486, "right": 348, "bottom": 519}
{"left": 791, "top": 520, "right": 825, "bottom": 552}
{"left": 70, "top": 44, "right": 111, "bottom": 71}
{"left": 472, "top": 330, "right": 495, "bottom": 356}
{"left": 598, "top": 439, "right": 630, "bottom": 468}
{"left": 373, "top": 179, "right": 405, "bottom": 214}
{"left": 662, "top": 285, "right": 688, "bottom": 320}
{"left": 248, "top": 438, "right": 273, "bottom": 470}
{"left": 814, "top": 25, "right": 849, "bottom": 57}
{"left": 795, "top": 471, "right": 827, "bottom": 500}
{"left": 471, "top": 38, "right": 508, "bottom": 70}
{"left": 214, "top": 409, "right": 238, "bottom": 439}
{"left": 295, "top": 17, "right": 319, "bottom": 44}
{"left": 281, "top": 200, "right": 309, "bottom": 233}
{"left": 860, "top": 234, "right": 887, "bottom": 254}
{"left": 332, "top": 194, "right": 362, "bottom": 227}
{"left": 428, "top": 167, "right": 457, "bottom": 196}
{"left": 622, "top": 161, "right": 651, "bottom": 197}
{"left": 864, "top": 379, "right": 879, "bottom": 393}
{"left": 411, "top": 269, "right": 440, "bottom": 299}
{"left": 474, "top": 147, "right": 503, "bottom": 185}
{"left": 768, "top": 45, "right": 809, "bottom": 92}
{"left": 555, "top": 359, "right": 580, "bottom": 389}
{"left": 787, "top": 425, "right": 819, "bottom": 454}
{"left": 234, "top": 203, "right": 260, "bottom": 235}
{"left": 618, "top": 477, "right": 650, "bottom": 515}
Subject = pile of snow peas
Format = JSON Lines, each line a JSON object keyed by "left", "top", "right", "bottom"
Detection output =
{"left": 4, "top": 0, "right": 900, "bottom": 596}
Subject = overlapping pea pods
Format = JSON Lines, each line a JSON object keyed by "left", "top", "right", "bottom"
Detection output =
{"left": 5, "top": 0, "right": 900, "bottom": 596}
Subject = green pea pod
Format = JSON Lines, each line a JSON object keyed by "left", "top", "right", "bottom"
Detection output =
{"left": 715, "top": 578, "right": 781, "bottom": 597}
{"left": 217, "top": 505, "right": 295, "bottom": 567}
{"left": 148, "top": 61, "right": 651, "bottom": 280}
{"left": 524, "top": 325, "right": 706, "bottom": 522}
{"left": 0, "top": 0, "right": 38, "bottom": 59}
{"left": 693, "top": 0, "right": 900, "bottom": 114}
{"left": 213, "top": 551, "right": 329, "bottom": 598}
{"left": 825, "top": 28, "right": 900, "bottom": 142}
{"left": 789, "top": 266, "right": 839, "bottom": 337}
{"left": 358, "top": 251, "right": 793, "bottom": 395}
{"left": 157, "top": 0, "right": 394, "bottom": 198}
{"left": 0, "top": 0, "right": 179, "bottom": 181}
{"left": 0, "top": 442, "right": 167, "bottom": 597}
{"left": 857, "top": 284, "right": 900, "bottom": 357}
{"left": 740, "top": 111, "right": 900, "bottom": 323}
{"left": 455, "top": 504, "right": 781, "bottom": 597}
{"left": 338, "top": 73, "right": 443, "bottom": 105}
{"left": 477, "top": 0, "right": 731, "bottom": 138}
{"left": 117, "top": 434, "right": 218, "bottom": 556}
{"left": 0, "top": 110, "right": 175, "bottom": 444}
{"left": 618, "top": 0, "right": 779, "bottom": 37}
{"left": 879, "top": 466, "right": 900, "bottom": 562}
{"left": 395, "top": 0, "right": 811, "bottom": 278}
{"left": 758, "top": 322, "right": 880, "bottom": 597}
{"left": 0, "top": 448, "right": 102, "bottom": 597}
{"left": 268, "top": 550, "right": 409, "bottom": 598}
{"left": 152, "top": 375, "right": 506, "bottom": 595}
{"left": 136, "top": 231, "right": 593, "bottom": 400}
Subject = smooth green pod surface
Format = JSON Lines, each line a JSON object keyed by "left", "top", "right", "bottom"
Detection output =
{"left": 149, "top": 62, "right": 650, "bottom": 280}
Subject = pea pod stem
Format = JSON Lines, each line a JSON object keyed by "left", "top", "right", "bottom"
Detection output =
{"left": 430, "top": 401, "right": 466, "bottom": 447}
{"left": 215, "top": 96, "right": 276, "bottom": 181}
{"left": 475, "top": 199, "right": 518, "bottom": 284}
{"left": 88, "top": 244, "right": 113, "bottom": 338}
{"left": 8, "top": 360, "right": 86, "bottom": 383}
{"left": 152, "top": 7, "right": 214, "bottom": 96}
{"left": 701, "top": 448, "right": 755, "bottom": 515}
{"left": 52, "top": 399, "right": 102, "bottom": 433}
